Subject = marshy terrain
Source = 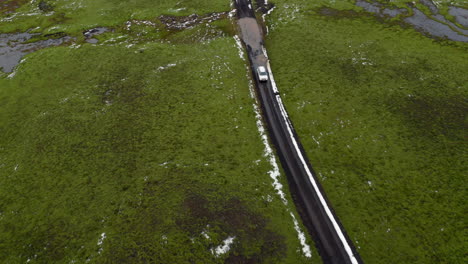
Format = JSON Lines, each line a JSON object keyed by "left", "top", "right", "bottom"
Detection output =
{"left": 0, "top": 0, "right": 314, "bottom": 263}
{"left": 0, "top": 0, "right": 466, "bottom": 263}
{"left": 263, "top": 0, "right": 467, "bottom": 263}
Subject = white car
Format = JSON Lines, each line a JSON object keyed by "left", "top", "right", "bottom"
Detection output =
{"left": 257, "top": 66, "right": 268, "bottom": 82}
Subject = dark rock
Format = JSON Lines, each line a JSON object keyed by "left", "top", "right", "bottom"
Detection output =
{"left": 38, "top": 1, "right": 53, "bottom": 12}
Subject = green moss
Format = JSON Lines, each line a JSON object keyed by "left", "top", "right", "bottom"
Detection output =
{"left": 0, "top": 0, "right": 231, "bottom": 34}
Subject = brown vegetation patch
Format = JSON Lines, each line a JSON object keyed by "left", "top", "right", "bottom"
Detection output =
{"left": 318, "top": 7, "right": 362, "bottom": 19}
{"left": 159, "top": 11, "right": 228, "bottom": 31}
{"left": 0, "top": 0, "right": 28, "bottom": 15}
{"left": 177, "top": 192, "right": 287, "bottom": 263}
{"left": 388, "top": 94, "right": 467, "bottom": 139}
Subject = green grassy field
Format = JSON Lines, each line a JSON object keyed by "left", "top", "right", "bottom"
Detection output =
{"left": 0, "top": 0, "right": 230, "bottom": 34}
{"left": 264, "top": 0, "right": 467, "bottom": 263}
{"left": 0, "top": 1, "right": 317, "bottom": 263}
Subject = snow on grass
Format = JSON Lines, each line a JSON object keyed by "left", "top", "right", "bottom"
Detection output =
{"left": 211, "top": 236, "right": 235, "bottom": 257}
{"left": 236, "top": 34, "right": 312, "bottom": 257}
{"left": 6, "top": 58, "right": 28, "bottom": 79}
{"left": 201, "top": 230, "right": 210, "bottom": 239}
{"left": 7, "top": 71, "right": 16, "bottom": 79}
{"left": 228, "top": 8, "right": 237, "bottom": 18}
{"left": 156, "top": 63, "right": 177, "bottom": 71}
{"left": 262, "top": 5, "right": 277, "bottom": 35}
{"left": 97, "top": 232, "right": 106, "bottom": 254}
{"left": 233, "top": 35, "right": 245, "bottom": 59}
{"left": 62, "top": 0, "right": 86, "bottom": 11}
{"left": 290, "top": 212, "right": 312, "bottom": 257}
{"left": 201, "top": 225, "right": 211, "bottom": 240}
{"left": 0, "top": 9, "right": 42, "bottom": 23}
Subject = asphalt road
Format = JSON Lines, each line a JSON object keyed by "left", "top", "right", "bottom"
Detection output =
{"left": 234, "top": 1, "right": 363, "bottom": 263}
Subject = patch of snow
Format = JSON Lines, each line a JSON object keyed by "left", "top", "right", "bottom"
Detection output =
{"left": 266, "top": 5, "right": 276, "bottom": 16}
{"left": 211, "top": 236, "right": 235, "bottom": 257}
{"left": 311, "top": 135, "right": 320, "bottom": 146}
{"left": 228, "top": 9, "right": 237, "bottom": 18}
{"left": 262, "top": 5, "right": 277, "bottom": 32}
{"left": 248, "top": 70, "right": 314, "bottom": 258}
{"left": 201, "top": 230, "right": 210, "bottom": 239}
{"left": 97, "top": 233, "right": 106, "bottom": 246}
{"left": 70, "top": 43, "right": 81, "bottom": 49}
{"left": 97, "top": 232, "right": 106, "bottom": 254}
{"left": 169, "top": 7, "right": 186, "bottom": 13}
{"left": 159, "top": 161, "right": 169, "bottom": 168}
{"left": 276, "top": 4, "right": 301, "bottom": 25}
{"left": 157, "top": 63, "right": 177, "bottom": 71}
{"left": 290, "top": 212, "right": 312, "bottom": 257}
{"left": 0, "top": 8, "right": 42, "bottom": 22}
{"left": 7, "top": 71, "right": 16, "bottom": 79}
{"left": 233, "top": 35, "right": 245, "bottom": 59}
{"left": 62, "top": 0, "right": 85, "bottom": 11}
{"left": 249, "top": 80, "right": 288, "bottom": 204}
{"left": 125, "top": 21, "right": 132, "bottom": 30}
{"left": 239, "top": 41, "right": 313, "bottom": 258}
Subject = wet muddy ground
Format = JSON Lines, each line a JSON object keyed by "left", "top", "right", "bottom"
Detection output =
{"left": 159, "top": 11, "right": 228, "bottom": 30}
{"left": 404, "top": 7, "right": 468, "bottom": 42}
{"left": 0, "top": 11, "right": 232, "bottom": 73}
{"left": 0, "top": 32, "right": 72, "bottom": 72}
{"left": 449, "top": 6, "right": 468, "bottom": 27}
{"left": 83, "top": 27, "right": 110, "bottom": 44}
{"left": 354, "top": 0, "right": 468, "bottom": 42}
{"left": 0, "top": 0, "right": 28, "bottom": 15}
{"left": 123, "top": 11, "right": 229, "bottom": 33}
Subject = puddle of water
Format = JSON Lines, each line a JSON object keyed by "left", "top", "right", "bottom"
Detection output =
{"left": 0, "top": 0, "right": 28, "bottom": 15}
{"left": 418, "top": 1, "right": 468, "bottom": 35}
{"left": 0, "top": 31, "right": 72, "bottom": 73}
{"left": 404, "top": 7, "right": 468, "bottom": 42}
{"left": 356, "top": 0, "right": 382, "bottom": 14}
{"left": 355, "top": 0, "right": 408, "bottom": 18}
{"left": 420, "top": 0, "right": 438, "bottom": 15}
{"left": 83, "top": 27, "right": 110, "bottom": 44}
{"left": 381, "top": 8, "right": 407, "bottom": 17}
{"left": 449, "top": 6, "right": 468, "bottom": 28}
{"left": 354, "top": 0, "right": 468, "bottom": 42}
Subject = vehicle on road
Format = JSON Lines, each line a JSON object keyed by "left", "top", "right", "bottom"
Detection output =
{"left": 257, "top": 66, "right": 268, "bottom": 82}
